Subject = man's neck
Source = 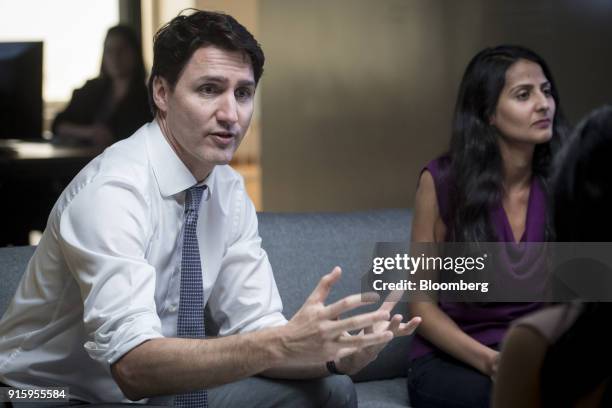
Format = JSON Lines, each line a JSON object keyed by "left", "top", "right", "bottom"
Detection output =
{"left": 155, "top": 116, "right": 213, "bottom": 183}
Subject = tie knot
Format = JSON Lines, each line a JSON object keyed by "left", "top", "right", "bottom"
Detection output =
{"left": 185, "top": 186, "right": 206, "bottom": 213}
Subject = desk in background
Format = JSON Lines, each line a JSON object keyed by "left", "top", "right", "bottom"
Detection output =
{"left": 0, "top": 139, "right": 102, "bottom": 246}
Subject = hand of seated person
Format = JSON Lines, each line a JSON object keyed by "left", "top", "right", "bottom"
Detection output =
{"left": 88, "top": 124, "right": 114, "bottom": 146}
{"left": 279, "top": 267, "right": 421, "bottom": 375}
{"left": 336, "top": 296, "right": 421, "bottom": 375}
{"left": 483, "top": 347, "right": 500, "bottom": 379}
{"left": 53, "top": 122, "right": 114, "bottom": 146}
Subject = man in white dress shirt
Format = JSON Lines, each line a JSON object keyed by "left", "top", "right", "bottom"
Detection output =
{"left": 0, "top": 10, "right": 420, "bottom": 406}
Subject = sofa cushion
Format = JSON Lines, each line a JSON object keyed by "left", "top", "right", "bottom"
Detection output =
{"left": 355, "top": 378, "right": 411, "bottom": 408}
{"left": 258, "top": 209, "right": 414, "bottom": 381}
{"left": 0, "top": 245, "right": 35, "bottom": 316}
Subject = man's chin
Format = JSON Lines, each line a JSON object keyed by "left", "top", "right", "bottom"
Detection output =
{"left": 209, "top": 154, "right": 235, "bottom": 166}
{"left": 196, "top": 145, "right": 238, "bottom": 168}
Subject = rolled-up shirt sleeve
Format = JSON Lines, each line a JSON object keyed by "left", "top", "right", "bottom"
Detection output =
{"left": 207, "top": 185, "right": 288, "bottom": 336}
{"left": 58, "top": 176, "right": 163, "bottom": 366}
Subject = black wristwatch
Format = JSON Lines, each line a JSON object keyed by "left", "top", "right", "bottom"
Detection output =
{"left": 326, "top": 360, "right": 343, "bottom": 375}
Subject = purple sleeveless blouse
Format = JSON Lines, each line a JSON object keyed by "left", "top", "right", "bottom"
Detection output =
{"left": 409, "top": 156, "right": 546, "bottom": 360}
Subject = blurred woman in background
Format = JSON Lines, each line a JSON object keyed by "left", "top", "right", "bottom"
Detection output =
{"left": 52, "top": 25, "right": 151, "bottom": 146}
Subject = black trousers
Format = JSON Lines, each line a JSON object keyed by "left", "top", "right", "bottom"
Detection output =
{"left": 407, "top": 351, "right": 493, "bottom": 408}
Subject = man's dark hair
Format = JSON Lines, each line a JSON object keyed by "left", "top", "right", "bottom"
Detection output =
{"left": 147, "top": 9, "right": 264, "bottom": 115}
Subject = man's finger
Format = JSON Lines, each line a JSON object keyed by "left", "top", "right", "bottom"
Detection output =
{"left": 306, "top": 267, "right": 342, "bottom": 304}
{"left": 387, "top": 314, "right": 402, "bottom": 333}
{"left": 378, "top": 300, "right": 397, "bottom": 313}
{"left": 324, "top": 292, "right": 379, "bottom": 319}
{"left": 330, "top": 310, "right": 390, "bottom": 334}
{"left": 337, "top": 330, "right": 393, "bottom": 348}
{"left": 394, "top": 316, "right": 422, "bottom": 336}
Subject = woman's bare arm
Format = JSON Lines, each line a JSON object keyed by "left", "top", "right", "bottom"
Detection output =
{"left": 410, "top": 170, "right": 498, "bottom": 375}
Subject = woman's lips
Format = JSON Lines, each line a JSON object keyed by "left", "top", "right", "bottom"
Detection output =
{"left": 532, "top": 119, "right": 552, "bottom": 128}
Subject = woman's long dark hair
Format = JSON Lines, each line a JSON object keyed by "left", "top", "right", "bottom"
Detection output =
{"left": 447, "top": 45, "right": 568, "bottom": 242}
{"left": 541, "top": 105, "right": 612, "bottom": 407}
{"left": 99, "top": 25, "right": 147, "bottom": 87}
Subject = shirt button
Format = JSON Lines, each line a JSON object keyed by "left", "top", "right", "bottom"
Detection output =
{"left": 168, "top": 305, "right": 178, "bottom": 313}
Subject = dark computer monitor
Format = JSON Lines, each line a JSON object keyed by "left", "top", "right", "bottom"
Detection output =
{"left": 0, "top": 41, "right": 43, "bottom": 139}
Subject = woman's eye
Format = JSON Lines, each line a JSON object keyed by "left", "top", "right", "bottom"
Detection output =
{"left": 516, "top": 91, "right": 529, "bottom": 101}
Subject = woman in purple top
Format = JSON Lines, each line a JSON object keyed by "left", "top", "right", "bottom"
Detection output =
{"left": 407, "top": 45, "right": 568, "bottom": 408}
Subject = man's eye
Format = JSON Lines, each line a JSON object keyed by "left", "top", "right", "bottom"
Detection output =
{"left": 235, "top": 88, "right": 253, "bottom": 100}
{"left": 199, "top": 85, "right": 217, "bottom": 94}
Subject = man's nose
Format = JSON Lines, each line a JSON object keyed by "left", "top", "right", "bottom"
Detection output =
{"left": 216, "top": 92, "right": 239, "bottom": 125}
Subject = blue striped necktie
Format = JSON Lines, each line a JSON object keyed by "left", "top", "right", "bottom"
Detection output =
{"left": 175, "top": 186, "right": 208, "bottom": 408}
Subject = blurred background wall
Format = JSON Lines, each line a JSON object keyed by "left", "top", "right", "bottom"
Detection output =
{"left": 1, "top": 0, "right": 611, "bottom": 217}
{"left": 260, "top": 0, "right": 612, "bottom": 211}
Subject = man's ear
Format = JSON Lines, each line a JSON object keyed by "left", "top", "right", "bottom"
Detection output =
{"left": 152, "top": 76, "right": 170, "bottom": 113}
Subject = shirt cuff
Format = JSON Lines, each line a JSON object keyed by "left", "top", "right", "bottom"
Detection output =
{"left": 84, "top": 311, "right": 164, "bottom": 366}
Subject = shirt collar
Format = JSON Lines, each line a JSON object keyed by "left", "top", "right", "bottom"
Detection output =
{"left": 195, "top": 179, "right": 212, "bottom": 201}
{"left": 146, "top": 120, "right": 215, "bottom": 199}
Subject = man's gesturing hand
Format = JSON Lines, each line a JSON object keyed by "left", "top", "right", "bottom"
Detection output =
{"left": 336, "top": 294, "right": 421, "bottom": 375}
{"left": 279, "top": 267, "right": 394, "bottom": 365}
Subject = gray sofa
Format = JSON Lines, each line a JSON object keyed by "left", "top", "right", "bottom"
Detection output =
{"left": 0, "top": 209, "right": 414, "bottom": 407}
